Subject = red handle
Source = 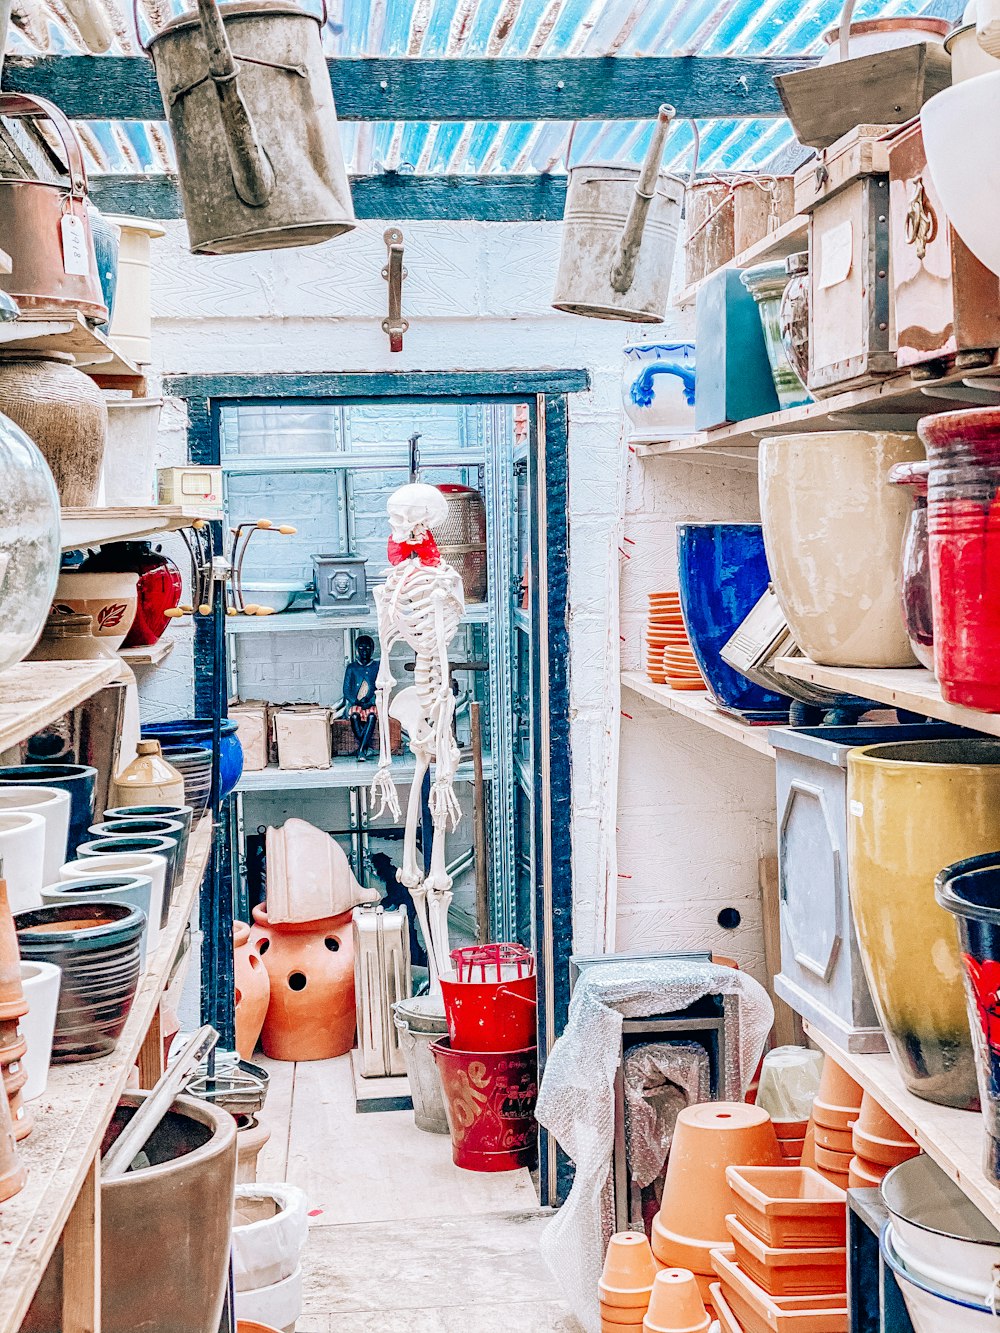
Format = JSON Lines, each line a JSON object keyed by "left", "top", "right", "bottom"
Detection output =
{"left": 0, "top": 93, "right": 88, "bottom": 198}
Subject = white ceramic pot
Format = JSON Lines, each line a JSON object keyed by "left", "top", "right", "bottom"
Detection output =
{"left": 621, "top": 340, "right": 696, "bottom": 441}
{"left": 53, "top": 570, "right": 138, "bottom": 651}
{"left": 233, "top": 1184, "right": 309, "bottom": 1293}
{"left": 234, "top": 1263, "right": 303, "bottom": 1333}
{"left": 883, "top": 1222, "right": 999, "bottom": 1332}
{"left": 60, "top": 852, "right": 166, "bottom": 949}
{"left": 819, "top": 16, "right": 949, "bottom": 62}
{"left": 101, "top": 398, "right": 163, "bottom": 506}
{"left": 946, "top": 18, "right": 1000, "bottom": 80}
{"left": 0, "top": 810, "right": 46, "bottom": 912}
{"left": 0, "top": 786, "right": 70, "bottom": 886}
{"left": 882, "top": 1156, "right": 1000, "bottom": 1301}
{"left": 106, "top": 216, "right": 165, "bottom": 365}
{"left": 922, "top": 74, "right": 1000, "bottom": 278}
{"left": 19, "top": 960, "right": 61, "bottom": 1100}
{"left": 759, "top": 430, "right": 923, "bottom": 667}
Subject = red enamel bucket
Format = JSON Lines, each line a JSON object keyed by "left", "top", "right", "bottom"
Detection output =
{"left": 439, "top": 970, "right": 537, "bottom": 1052}
{"left": 430, "top": 1039, "right": 538, "bottom": 1172}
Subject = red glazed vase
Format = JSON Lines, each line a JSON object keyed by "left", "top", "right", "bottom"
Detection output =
{"left": 249, "top": 905, "right": 355, "bottom": 1061}
{"left": 888, "top": 459, "right": 934, "bottom": 672}
{"left": 920, "top": 408, "right": 1000, "bottom": 709}
{"left": 233, "top": 919, "right": 270, "bottom": 1061}
{"left": 80, "top": 542, "right": 182, "bottom": 648}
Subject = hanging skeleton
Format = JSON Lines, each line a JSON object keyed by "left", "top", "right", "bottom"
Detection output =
{"left": 370, "top": 483, "right": 466, "bottom": 993}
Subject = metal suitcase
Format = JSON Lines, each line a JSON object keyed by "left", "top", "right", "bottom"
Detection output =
{"left": 353, "top": 904, "right": 412, "bottom": 1077}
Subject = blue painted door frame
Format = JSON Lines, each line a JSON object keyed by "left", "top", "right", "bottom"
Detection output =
{"left": 168, "top": 370, "right": 586, "bottom": 1206}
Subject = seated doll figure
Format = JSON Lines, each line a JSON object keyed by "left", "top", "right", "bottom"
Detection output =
{"left": 342, "top": 634, "right": 380, "bottom": 760}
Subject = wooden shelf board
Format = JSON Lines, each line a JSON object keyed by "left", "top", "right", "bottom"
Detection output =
{"left": 0, "top": 660, "right": 120, "bottom": 754}
{"left": 805, "top": 1021, "right": 1000, "bottom": 1231}
{"left": 672, "top": 213, "right": 810, "bottom": 309}
{"left": 621, "top": 672, "right": 776, "bottom": 757}
{"left": 633, "top": 357, "right": 1000, "bottom": 460}
{"left": 238, "top": 754, "right": 490, "bottom": 793}
{"left": 0, "top": 312, "right": 141, "bottom": 380}
{"left": 776, "top": 658, "right": 1000, "bottom": 739}
{"left": 119, "top": 639, "right": 176, "bottom": 667}
{"left": 0, "top": 816, "right": 211, "bottom": 1333}
{"left": 61, "top": 505, "right": 218, "bottom": 552}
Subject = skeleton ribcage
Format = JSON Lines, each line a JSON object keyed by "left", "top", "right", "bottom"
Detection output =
{"left": 384, "top": 566, "right": 464, "bottom": 712}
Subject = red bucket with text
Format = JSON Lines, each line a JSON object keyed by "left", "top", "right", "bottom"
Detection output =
{"left": 430, "top": 1038, "right": 538, "bottom": 1172}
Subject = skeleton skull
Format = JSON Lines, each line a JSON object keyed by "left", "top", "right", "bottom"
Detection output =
{"left": 387, "top": 483, "right": 449, "bottom": 545}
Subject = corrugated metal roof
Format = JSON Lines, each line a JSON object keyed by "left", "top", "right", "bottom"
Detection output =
{"left": 8, "top": 0, "right": 963, "bottom": 175}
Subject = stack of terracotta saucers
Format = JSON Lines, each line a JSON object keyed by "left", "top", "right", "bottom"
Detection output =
{"left": 848, "top": 1092, "right": 920, "bottom": 1188}
{"left": 810, "top": 1056, "right": 863, "bottom": 1190}
{"left": 646, "top": 592, "right": 705, "bottom": 690}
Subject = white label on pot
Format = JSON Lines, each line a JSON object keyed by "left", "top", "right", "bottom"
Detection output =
{"left": 61, "top": 214, "right": 90, "bottom": 276}
{"left": 849, "top": 799, "right": 864, "bottom": 817}
{"left": 819, "top": 220, "right": 853, "bottom": 289}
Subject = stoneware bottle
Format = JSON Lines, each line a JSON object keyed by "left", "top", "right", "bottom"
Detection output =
{"left": 113, "top": 740, "right": 186, "bottom": 808}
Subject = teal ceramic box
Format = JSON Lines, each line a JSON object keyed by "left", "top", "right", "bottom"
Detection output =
{"left": 694, "top": 267, "right": 780, "bottom": 431}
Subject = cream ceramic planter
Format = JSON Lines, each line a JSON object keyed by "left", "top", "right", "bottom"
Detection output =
{"left": 759, "top": 430, "right": 923, "bottom": 667}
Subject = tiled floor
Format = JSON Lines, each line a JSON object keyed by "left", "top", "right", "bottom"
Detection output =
{"left": 254, "top": 1055, "right": 582, "bottom": 1331}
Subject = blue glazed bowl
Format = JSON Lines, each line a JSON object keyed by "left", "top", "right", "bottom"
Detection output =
{"left": 0, "top": 763, "right": 97, "bottom": 856}
{"left": 141, "top": 719, "right": 243, "bottom": 800}
{"left": 677, "top": 522, "right": 790, "bottom": 717}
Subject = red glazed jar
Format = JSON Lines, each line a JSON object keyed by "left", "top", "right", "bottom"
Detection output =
{"left": 233, "top": 919, "right": 270, "bottom": 1061}
{"left": 80, "top": 541, "right": 182, "bottom": 648}
{"left": 249, "top": 905, "right": 356, "bottom": 1061}
{"left": 888, "top": 459, "right": 934, "bottom": 672}
{"left": 920, "top": 408, "right": 1000, "bottom": 709}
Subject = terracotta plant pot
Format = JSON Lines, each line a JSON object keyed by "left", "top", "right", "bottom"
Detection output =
{"left": 773, "top": 1118, "right": 808, "bottom": 1141}
{"left": 726, "top": 1166, "right": 847, "bottom": 1249}
{"left": 759, "top": 430, "right": 923, "bottom": 667}
{"left": 725, "top": 1214, "right": 846, "bottom": 1298}
{"left": 237, "top": 1324, "right": 282, "bottom": 1333}
{"left": 644, "top": 1268, "right": 711, "bottom": 1333}
{"left": 815, "top": 1056, "right": 863, "bottom": 1112}
{"left": 848, "top": 738, "right": 1000, "bottom": 1108}
{"left": 851, "top": 1091, "right": 912, "bottom": 1145}
{"left": 709, "top": 1282, "right": 743, "bottom": 1333}
{"left": 813, "top": 1124, "right": 854, "bottom": 1155}
{"left": 848, "top": 1156, "right": 885, "bottom": 1188}
{"left": 600, "top": 1231, "right": 657, "bottom": 1310}
{"left": 0, "top": 873, "right": 26, "bottom": 1023}
{"left": 0, "top": 1075, "right": 25, "bottom": 1202}
{"left": 851, "top": 1125, "right": 920, "bottom": 1168}
{"left": 813, "top": 1144, "right": 853, "bottom": 1173}
{"left": 800, "top": 1119, "right": 817, "bottom": 1169}
{"left": 15, "top": 902, "right": 144, "bottom": 1061}
{"left": 250, "top": 904, "right": 356, "bottom": 1061}
{"left": 653, "top": 1104, "right": 781, "bottom": 1279}
{"left": 234, "top": 919, "right": 270, "bottom": 1061}
{"left": 778, "top": 1139, "right": 804, "bottom": 1163}
{"left": 235, "top": 1114, "right": 271, "bottom": 1184}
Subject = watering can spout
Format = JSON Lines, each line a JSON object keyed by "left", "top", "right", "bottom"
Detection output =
{"left": 195, "top": 0, "right": 275, "bottom": 206}
{"left": 611, "top": 103, "right": 676, "bottom": 296}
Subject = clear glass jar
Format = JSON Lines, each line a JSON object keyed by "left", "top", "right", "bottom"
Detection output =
{"left": 0, "top": 411, "right": 60, "bottom": 674}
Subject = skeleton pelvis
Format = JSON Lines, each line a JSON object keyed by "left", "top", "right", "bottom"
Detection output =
{"left": 389, "top": 686, "right": 432, "bottom": 742}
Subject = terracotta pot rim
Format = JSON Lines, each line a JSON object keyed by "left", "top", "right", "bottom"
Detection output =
{"left": 103, "top": 1091, "right": 236, "bottom": 1189}
{"left": 251, "top": 903, "right": 354, "bottom": 931}
{"left": 822, "top": 16, "right": 950, "bottom": 42}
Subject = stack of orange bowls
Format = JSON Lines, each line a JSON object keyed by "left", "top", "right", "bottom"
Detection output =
{"left": 848, "top": 1092, "right": 920, "bottom": 1188}
{"left": 647, "top": 592, "right": 705, "bottom": 690}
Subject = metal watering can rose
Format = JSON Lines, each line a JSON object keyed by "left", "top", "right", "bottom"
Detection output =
{"left": 140, "top": 0, "right": 355, "bottom": 254}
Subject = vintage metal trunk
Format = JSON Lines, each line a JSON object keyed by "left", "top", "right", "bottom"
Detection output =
{"left": 353, "top": 904, "right": 411, "bottom": 1077}
{"left": 684, "top": 180, "right": 734, "bottom": 288}
{"left": 888, "top": 119, "right": 1000, "bottom": 372}
{"left": 797, "top": 128, "right": 896, "bottom": 395}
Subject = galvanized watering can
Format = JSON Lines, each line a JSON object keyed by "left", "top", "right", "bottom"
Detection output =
{"left": 144, "top": 0, "right": 355, "bottom": 255}
{"left": 552, "top": 105, "right": 683, "bottom": 322}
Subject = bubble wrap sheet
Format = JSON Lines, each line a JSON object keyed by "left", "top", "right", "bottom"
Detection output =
{"left": 535, "top": 958, "right": 774, "bottom": 1333}
{"left": 624, "top": 1041, "right": 710, "bottom": 1190}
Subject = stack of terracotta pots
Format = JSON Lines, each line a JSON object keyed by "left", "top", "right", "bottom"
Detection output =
{"left": 599, "top": 1231, "right": 657, "bottom": 1330}
{"left": 773, "top": 1115, "right": 807, "bottom": 1166}
{"left": 646, "top": 592, "right": 705, "bottom": 691}
{"left": 0, "top": 873, "right": 28, "bottom": 1199}
{"left": 711, "top": 1163, "right": 848, "bottom": 1333}
{"left": 848, "top": 1092, "right": 920, "bottom": 1188}
{"left": 651, "top": 1103, "right": 782, "bottom": 1307}
{"left": 810, "top": 1057, "right": 863, "bottom": 1189}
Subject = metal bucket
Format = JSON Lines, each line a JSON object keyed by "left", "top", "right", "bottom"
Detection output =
{"left": 146, "top": 0, "right": 355, "bottom": 255}
{"left": 552, "top": 104, "right": 683, "bottom": 322}
{"left": 393, "top": 1002, "right": 449, "bottom": 1134}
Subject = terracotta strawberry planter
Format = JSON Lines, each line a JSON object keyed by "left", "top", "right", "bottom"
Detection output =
{"left": 250, "top": 905, "right": 355, "bottom": 1062}
{"left": 644, "top": 1268, "right": 711, "bottom": 1333}
{"left": 600, "top": 1231, "right": 657, "bottom": 1310}
{"left": 726, "top": 1166, "right": 847, "bottom": 1249}
{"left": 653, "top": 1104, "right": 781, "bottom": 1282}
{"left": 234, "top": 920, "right": 270, "bottom": 1061}
{"left": 725, "top": 1214, "right": 846, "bottom": 1298}
{"left": 813, "top": 1124, "right": 854, "bottom": 1155}
{"left": 711, "top": 1248, "right": 848, "bottom": 1333}
{"left": 815, "top": 1058, "right": 863, "bottom": 1113}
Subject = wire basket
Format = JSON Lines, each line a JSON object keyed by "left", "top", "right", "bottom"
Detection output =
{"left": 436, "top": 484, "right": 487, "bottom": 603}
{"left": 450, "top": 942, "right": 535, "bottom": 983}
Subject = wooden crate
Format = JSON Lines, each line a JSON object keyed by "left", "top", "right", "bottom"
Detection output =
{"left": 331, "top": 716, "right": 404, "bottom": 757}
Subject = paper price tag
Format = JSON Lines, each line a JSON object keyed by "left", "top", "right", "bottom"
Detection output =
{"left": 60, "top": 213, "right": 90, "bottom": 277}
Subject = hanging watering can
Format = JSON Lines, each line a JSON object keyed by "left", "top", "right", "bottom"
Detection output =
{"left": 144, "top": 0, "right": 355, "bottom": 255}
{"left": 0, "top": 94, "right": 108, "bottom": 324}
{"left": 552, "top": 105, "right": 683, "bottom": 322}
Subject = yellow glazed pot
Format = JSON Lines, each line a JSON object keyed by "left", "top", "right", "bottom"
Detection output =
{"left": 848, "top": 738, "right": 1000, "bottom": 1108}
{"left": 759, "top": 430, "right": 923, "bottom": 666}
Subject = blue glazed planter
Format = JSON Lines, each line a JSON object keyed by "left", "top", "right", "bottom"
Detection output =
{"left": 88, "top": 204, "right": 119, "bottom": 334}
{"left": 0, "top": 763, "right": 97, "bottom": 856}
{"left": 677, "top": 522, "right": 790, "bottom": 717}
{"left": 141, "top": 720, "right": 243, "bottom": 800}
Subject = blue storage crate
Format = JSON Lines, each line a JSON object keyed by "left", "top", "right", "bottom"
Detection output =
{"left": 694, "top": 267, "right": 780, "bottom": 431}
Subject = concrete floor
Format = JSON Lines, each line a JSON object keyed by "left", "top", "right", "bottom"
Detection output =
{"left": 255, "top": 1055, "right": 582, "bottom": 1331}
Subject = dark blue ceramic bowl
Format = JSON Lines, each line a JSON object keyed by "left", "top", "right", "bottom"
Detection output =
{"left": 0, "top": 763, "right": 97, "bottom": 855}
{"left": 677, "top": 522, "right": 790, "bottom": 717}
{"left": 142, "top": 719, "right": 243, "bottom": 800}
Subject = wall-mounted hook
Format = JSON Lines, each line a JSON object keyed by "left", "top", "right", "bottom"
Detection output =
{"left": 381, "top": 226, "right": 408, "bottom": 353}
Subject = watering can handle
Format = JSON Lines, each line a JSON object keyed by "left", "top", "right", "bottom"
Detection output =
{"left": 0, "top": 93, "right": 88, "bottom": 198}
{"left": 838, "top": 0, "right": 857, "bottom": 62}
{"left": 611, "top": 103, "right": 676, "bottom": 297}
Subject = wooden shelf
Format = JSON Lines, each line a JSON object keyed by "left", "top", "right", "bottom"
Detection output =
{"left": 633, "top": 357, "right": 1000, "bottom": 461}
{"left": 621, "top": 672, "right": 776, "bottom": 758}
{"left": 238, "top": 754, "right": 490, "bottom": 793}
{"left": 672, "top": 213, "right": 810, "bottom": 310}
{"left": 0, "top": 816, "right": 212, "bottom": 1333}
{"left": 805, "top": 1021, "right": 1000, "bottom": 1231}
{"left": 119, "top": 639, "right": 176, "bottom": 668}
{"left": 0, "top": 313, "right": 141, "bottom": 383}
{"left": 61, "top": 505, "right": 218, "bottom": 552}
{"left": 776, "top": 658, "right": 1000, "bottom": 739}
{"left": 0, "top": 660, "right": 120, "bottom": 754}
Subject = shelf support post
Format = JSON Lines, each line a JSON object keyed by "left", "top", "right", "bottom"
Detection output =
{"left": 61, "top": 1153, "right": 101, "bottom": 1333}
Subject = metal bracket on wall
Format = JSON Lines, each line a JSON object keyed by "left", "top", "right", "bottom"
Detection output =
{"left": 381, "top": 227, "right": 408, "bottom": 353}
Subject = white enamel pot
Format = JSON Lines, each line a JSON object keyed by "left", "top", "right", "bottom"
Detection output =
{"left": 19, "top": 960, "right": 61, "bottom": 1099}
{"left": 0, "top": 786, "right": 70, "bottom": 886}
{"left": 882, "top": 1222, "right": 1000, "bottom": 1332}
{"left": 922, "top": 73, "right": 1000, "bottom": 278}
{"left": 0, "top": 810, "right": 46, "bottom": 912}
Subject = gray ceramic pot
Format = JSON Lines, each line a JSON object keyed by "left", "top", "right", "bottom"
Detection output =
{"left": 76, "top": 833, "right": 180, "bottom": 917}
{"left": 40, "top": 874, "right": 152, "bottom": 966}
{"left": 103, "top": 803, "right": 193, "bottom": 870}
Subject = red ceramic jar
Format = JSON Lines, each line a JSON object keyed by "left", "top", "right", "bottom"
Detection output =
{"left": 80, "top": 541, "right": 182, "bottom": 648}
{"left": 919, "top": 408, "right": 1000, "bottom": 710}
{"left": 888, "top": 459, "right": 934, "bottom": 672}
